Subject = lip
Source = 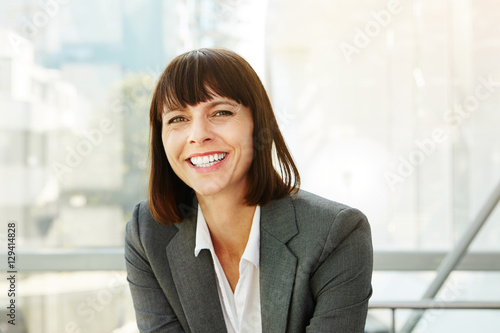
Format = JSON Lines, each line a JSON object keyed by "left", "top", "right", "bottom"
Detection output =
{"left": 186, "top": 151, "right": 227, "bottom": 159}
{"left": 186, "top": 151, "right": 228, "bottom": 173}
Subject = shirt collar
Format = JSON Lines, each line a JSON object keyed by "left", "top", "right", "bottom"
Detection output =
{"left": 241, "top": 206, "right": 260, "bottom": 267}
{"left": 194, "top": 205, "right": 261, "bottom": 268}
{"left": 194, "top": 205, "right": 214, "bottom": 257}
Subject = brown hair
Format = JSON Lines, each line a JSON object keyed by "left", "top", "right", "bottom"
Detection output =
{"left": 148, "top": 48, "right": 300, "bottom": 224}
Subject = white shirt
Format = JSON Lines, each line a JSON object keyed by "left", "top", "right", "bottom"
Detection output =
{"left": 194, "top": 205, "right": 262, "bottom": 333}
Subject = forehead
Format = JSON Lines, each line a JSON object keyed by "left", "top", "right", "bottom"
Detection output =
{"left": 164, "top": 96, "right": 239, "bottom": 113}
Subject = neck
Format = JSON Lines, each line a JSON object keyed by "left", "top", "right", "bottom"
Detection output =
{"left": 197, "top": 189, "right": 257, "bottom": 259}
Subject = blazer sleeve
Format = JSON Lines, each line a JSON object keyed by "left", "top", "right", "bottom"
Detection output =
{"left": 306, "top": 207, "right": 373, "bottom": 333}
{"left": 125, "top": 202, "right": 185, "bottom": 333}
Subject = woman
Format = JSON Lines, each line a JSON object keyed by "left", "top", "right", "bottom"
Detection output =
{"left": 125, "top": 48, "right": 373, "bottom": 333}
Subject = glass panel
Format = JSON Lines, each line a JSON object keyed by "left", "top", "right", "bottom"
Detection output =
{"left": 0, "top": 0, "right": 499, "bottom": 332}
{"left": 265, "top": 0, "right": 500, "bottom": 251}
{"left": 0, "top": 58, "right": 12, "bottom": 93}
{"left": 369, "top": 271, "right": 500, "bottom": 332}
{"left": 0, "top": 271, "right": 134, "bottom": 333}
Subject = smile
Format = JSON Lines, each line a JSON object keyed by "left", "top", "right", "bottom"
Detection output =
{"left": 189, "top": 153, "right": 227, "bottom": 168}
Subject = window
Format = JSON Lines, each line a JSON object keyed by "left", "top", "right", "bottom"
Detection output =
{"left": 0, "top": 0, "right": 499, "bottom": 332}
{"left": 0, "top": 57, "right": 12, "bottom": 93}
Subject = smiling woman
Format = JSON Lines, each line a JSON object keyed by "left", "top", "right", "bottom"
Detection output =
{"left": 148, "top": 48, "right": 299, "bottom": 226}
{"left": 124, "top": 48, "right": 373, "bottom": 333}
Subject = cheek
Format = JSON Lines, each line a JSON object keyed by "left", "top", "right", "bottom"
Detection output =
{"left": 244, "top": 122, "right": 255, "bottom": 152}
{"left": 226, "top": 122, "right": 253, "bottom": 153}
{"left": 162, "top": 129, "right": 182, "bottom": 162}
{"left": 234, "top": 113, "right": 254, "bottom": 152}
{"left": 239, "top": 126, "right": 255, "bottom": 160}
{"left": 161, "top": 130, "right": 169, "bottom": 155}
{"left": 244, "top": 130, "right": 254, "bottom": 153}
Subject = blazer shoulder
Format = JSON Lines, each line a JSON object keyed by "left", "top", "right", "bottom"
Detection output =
{"left": 125, "top": 201, "right": 179, "bottom": 255}
{"left": 290, "top": 190, "right": 370, "bottom": 243}
{"left": 291, "top": 190, "right": 352, "bottom": 214}
{"left": 292, "top": 190, "right": 367, "bottom": 222}
{"left": 287, "top": 191, "right": 372, "bottom": 280}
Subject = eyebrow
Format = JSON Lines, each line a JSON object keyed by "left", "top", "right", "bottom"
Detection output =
{"left": 164, "top": 99, "right": 239, "bottom": 113}
{"left": 207, "top": 100, "right": 239, "bottom": 108}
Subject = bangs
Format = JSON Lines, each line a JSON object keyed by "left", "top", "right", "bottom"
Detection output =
{"left": 156, "top": 49, "right": 253, "bottom": 119}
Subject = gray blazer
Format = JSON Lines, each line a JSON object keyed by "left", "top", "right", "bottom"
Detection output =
{"left": 125, "top": 190, "right": 373, "bottom": 332}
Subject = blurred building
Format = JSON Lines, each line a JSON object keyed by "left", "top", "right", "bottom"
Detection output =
{"left": 1, "top": 29, "right": 69, "bottom": 246}
{"left": 0, "top": 0, "right": 268, "bottom": 246}
{"left": 0, "top": 1, "right": 256, "bottom": 332}
{"left": 0, "top": 0, "right": 251, "bottom": 249}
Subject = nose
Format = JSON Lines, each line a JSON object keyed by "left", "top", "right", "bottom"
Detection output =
{"left": 188, "top": 118, "right": 213, "bottom": 144}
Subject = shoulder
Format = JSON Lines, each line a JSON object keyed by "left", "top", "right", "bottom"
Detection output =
{"left": 288, "top": 190, "right": 371, "bottom": 255}
{"left": 291, "top": 190, "right": 368, "bottom": 230}
{"left": 125, "top": 201, "right": 180, "bottom": 255}
{"left": 290, "top": 190, "right": 352, "bottom": 217}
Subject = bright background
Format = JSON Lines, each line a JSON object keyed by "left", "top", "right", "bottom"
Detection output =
{"left": 0, "top": 0, "right": 499, "bottom": 332}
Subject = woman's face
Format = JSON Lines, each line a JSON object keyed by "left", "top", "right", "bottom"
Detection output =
{"left": 162, "top": 95, "right": 254, "bottom": 200}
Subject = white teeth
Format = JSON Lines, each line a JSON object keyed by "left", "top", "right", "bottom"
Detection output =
{"left": 190, "top": 153, "right": 227, "bottom": 167}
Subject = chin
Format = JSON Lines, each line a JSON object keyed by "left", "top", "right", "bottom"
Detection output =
{"left": 192, "top": 183, "right": 225, "bottom": 198}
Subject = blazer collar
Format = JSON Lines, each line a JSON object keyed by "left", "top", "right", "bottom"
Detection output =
{"left": 166, "top": 205, "right": 227, "bottom": 333}
{"left": 261, "top": 194, "right": 298, "bottom": 243}
{"left": 260, "top": 195, "right": 299, "bottom": 332}
{"left": 167, "top": 194, "right": 299, "bottom": 333}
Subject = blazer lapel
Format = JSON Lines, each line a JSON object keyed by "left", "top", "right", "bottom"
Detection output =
{"left": 166, "top": 213, "right": 227, "bottom": 333}
{"left": 260, "top": 196, "right": 298, "bottom": 333}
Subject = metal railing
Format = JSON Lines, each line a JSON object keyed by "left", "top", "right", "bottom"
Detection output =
{"left": 3, "top": 249, "right": 500, "bottom": 272}
{"left": 399, "top": 180, "right": 500, "bottom": 332}
{"left": 368, "top": 301, "right": 500, "bottom": 333}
